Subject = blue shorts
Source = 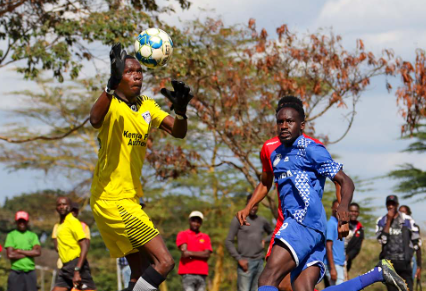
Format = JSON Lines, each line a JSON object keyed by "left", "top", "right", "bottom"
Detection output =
{"left": 274, "top": 217, "right": 326, "bottom": 284}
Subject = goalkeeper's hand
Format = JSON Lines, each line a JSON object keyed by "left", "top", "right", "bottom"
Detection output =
{"left": 160, "top": 80, "right": 193, "bottom": 117}
{"left": 107, "top": 43, "right": 127, "bottom": 90}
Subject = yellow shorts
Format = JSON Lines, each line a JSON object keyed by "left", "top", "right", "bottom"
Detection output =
{"left": 90, "top": 197, "right": 159, "bottom": 258}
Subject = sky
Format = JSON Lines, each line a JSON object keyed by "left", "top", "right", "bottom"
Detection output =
{"left": 1, "top": 0, "right": 426, "bottom": 229}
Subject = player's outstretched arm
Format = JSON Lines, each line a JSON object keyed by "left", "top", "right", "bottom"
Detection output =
{"left": 237, "top": 171, "right": 274, "bottom": 226}
{"left": 333, "top": 170, "right": 355, "bottom": 239}
{"left": 159, "top": 115, "right": 187, "bottom": 139}
{"left": 90, "top": 43, "right": 126, "bottom": 128}
{"left": 159, "top": 80, "right": 192, "bottom": 138}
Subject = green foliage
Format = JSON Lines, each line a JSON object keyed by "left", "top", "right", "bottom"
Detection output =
{"left": 0, "top": 256, "right": 8, "bottom": 291}
{"left": 0, "top": 0, "right": 191, "bottom": 81}
{"left": 389, "top": 126, "right": 426, "bottom": 197}
{"left": 0, "top": 189, "right": 71, "bottom": 243}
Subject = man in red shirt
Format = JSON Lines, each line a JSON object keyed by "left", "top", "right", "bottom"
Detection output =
{"left": 176, "top": 211, "right": 213, "bottom": 291}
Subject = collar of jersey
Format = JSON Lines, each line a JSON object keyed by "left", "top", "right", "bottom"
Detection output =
{"left": 62, "top": 212, "right": 74, "bottom": 223}
{"left": 281, "top": 134, "right": 304, "bottom": 149}
{"left": 113, "top": 93, "right": 138, "bottom": 109}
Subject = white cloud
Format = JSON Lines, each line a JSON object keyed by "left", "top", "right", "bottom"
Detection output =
{"left": 315, "top": 0, "right": 426, "bottom": 57}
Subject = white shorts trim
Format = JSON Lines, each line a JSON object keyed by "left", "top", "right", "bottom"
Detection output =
{"left": 278, "top": 238, "right": 300, "bottom": 267}
{"left": 307, "top": 260, "right": 326, "bottom": 284}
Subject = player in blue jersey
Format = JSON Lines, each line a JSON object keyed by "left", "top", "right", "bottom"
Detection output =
{"left": 237, "top": 96, "right": 409, "bottom": 291}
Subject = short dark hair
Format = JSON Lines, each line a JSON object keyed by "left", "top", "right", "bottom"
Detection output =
{"left": 349, "top": 202, "right": 360, "bottom": 209}
{"left": 332, "top": 199, "right": 339, "bottom": 206}
{"left": 276, "top": 96, "right": 305, "bottom": 120}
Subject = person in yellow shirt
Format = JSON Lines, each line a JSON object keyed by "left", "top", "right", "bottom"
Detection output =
{"left": 52, "top": 197, "right": 96, "bottom": 291}
{"left": 52, "top": 202, "right": 91, "bottom": 269}
{"left": 89, "top": 43, "right": 192, "bottom": 291}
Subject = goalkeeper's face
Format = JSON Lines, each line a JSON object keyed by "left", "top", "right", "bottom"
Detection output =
{"left": 118, "top": 59, "right": 143, "bottom": 98}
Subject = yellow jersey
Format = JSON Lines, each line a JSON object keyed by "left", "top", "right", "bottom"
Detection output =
{"left": 90, "top": 95, "right": 169, "bottom": 200}
{"left": 52, "top": 221, "right": 91, "bottom": 240}
{"left": 56, "top": 213, "right": 87, "bottom": 263}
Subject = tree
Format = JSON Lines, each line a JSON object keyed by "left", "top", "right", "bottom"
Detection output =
{"left": 390, "top": 50, "right": 426, "bottom": 135}
{"left": 0, "top": 0, "right": 190, "bottom": 81}
{"left": 388, "top": 126, "right": 426, "bottom": 197}
{"left": 0, "top": 17, "right": 422, "bottom": 290}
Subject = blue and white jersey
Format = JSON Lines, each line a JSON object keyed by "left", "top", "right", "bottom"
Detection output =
{"left": 269, "top": 135, "right": 342, "bottom": 234}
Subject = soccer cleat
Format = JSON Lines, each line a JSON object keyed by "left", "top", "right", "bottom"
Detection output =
{"left": 378, "top": 259, "right": 409, "bottom": 291}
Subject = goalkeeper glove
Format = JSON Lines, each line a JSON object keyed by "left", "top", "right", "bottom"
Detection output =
{"left": 160, "top": 80, "right": 193, "bottom": 118}
{"left": 106, "top": 43, "right": 127, "bottom": 94}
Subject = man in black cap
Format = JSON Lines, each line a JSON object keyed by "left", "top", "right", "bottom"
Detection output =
{"left": 376, "top": 195, "right": 422, "bottom": 291}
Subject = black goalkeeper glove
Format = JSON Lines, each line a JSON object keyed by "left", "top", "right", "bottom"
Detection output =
{"left": 106, "top": 43, "right": 127, "bottom": 92}
{"left": 160, "top": 80, "right": 193, "bottom": 118}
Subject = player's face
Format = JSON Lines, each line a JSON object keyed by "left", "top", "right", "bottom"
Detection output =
{"left": 16, "top": 219, "right": 28, "bottom": 232}
{"left": 276, "top": 107, "right": 305, "bottom": 146}
{"left": 349, "top": 205, "right": 359, "bottom": 222}
{"left": 189, "top": 217, "right": 202, "bottom": 232}
{"left": 56, "top": 198, "right": 71, "bottom": 216}
{"left": 118, "top": 59, "right": 143, "bottom": 98}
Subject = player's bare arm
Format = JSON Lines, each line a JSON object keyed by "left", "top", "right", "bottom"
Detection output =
{"left": 90, "top": 43, "right": 127, "bottom": 129}
{"left": 159, "top": 115, "right": 187, "bottom": 138}
{"left": 237, "top": 171, "right": 274, "bottom": 226}
{"left": 333, "top": 170, "right": 355, "bottom": 239}
{"left": 179, "top": 243, "right": 211, "bottom": 259}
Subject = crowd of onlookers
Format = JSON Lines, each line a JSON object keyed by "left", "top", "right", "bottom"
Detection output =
{"left": 324, "top": 195, "right": 422, "bottom": 291}
{"left": 0, "top": 193, "right": 422, "bottom": 291}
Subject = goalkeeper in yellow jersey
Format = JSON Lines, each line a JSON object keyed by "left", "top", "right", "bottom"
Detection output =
{"left": 89, "top": 43, "right": 192, "bottom": 291}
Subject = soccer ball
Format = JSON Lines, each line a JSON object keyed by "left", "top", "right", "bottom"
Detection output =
{"left": 134, "top": 28, "right": 173, "bottom": 69}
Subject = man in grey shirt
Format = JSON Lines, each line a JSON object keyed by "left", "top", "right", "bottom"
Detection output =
{"left": 225, "top": 194, "right": 273, "bottom": 291}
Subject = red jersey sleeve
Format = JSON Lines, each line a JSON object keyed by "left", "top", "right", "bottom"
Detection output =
{"left": 260, "top": 142, "right": 273, "bottom": 173}
{"left": 204, "top": 235, "right": 213, "bottom": 252}
{"left": 176, "top": 231, "right": 187, "bottom": 247}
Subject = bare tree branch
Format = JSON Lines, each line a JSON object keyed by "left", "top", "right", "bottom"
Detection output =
{"left": 0, "top": 117, "right": 90, "bottom": 143}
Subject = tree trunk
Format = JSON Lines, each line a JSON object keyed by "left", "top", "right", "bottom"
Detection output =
{"left": 210, "top": 242, "right": 224, "bottom": 291}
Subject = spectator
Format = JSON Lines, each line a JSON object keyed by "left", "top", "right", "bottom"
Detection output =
{"left": 376, "top": 195, "right": 422, "bottom": 291}
{"left": 225, "top": 194, "right": 273, "bottom": 291}
{"left": 345, "top": 202, "right": 364, "bottom": 272}
{"left": 52, "top": 197, "right": 96, "bottom": 291}
{"left": 52, "top": 202, "right": 91, "bottom": 270}
{"left": 176, "top": 211, "right": 212, "bottom": 291}
{"left": 399, "top": 205, "right": 422, "bottom": 281}
{"left": 5, "top": 211, "right": 41, "bottom": 291}
{"left": 118, "top": 256, "right": 131, "bottom": 289}
{"left": 325, "top": 200, "right": 346, "bottom": 285}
